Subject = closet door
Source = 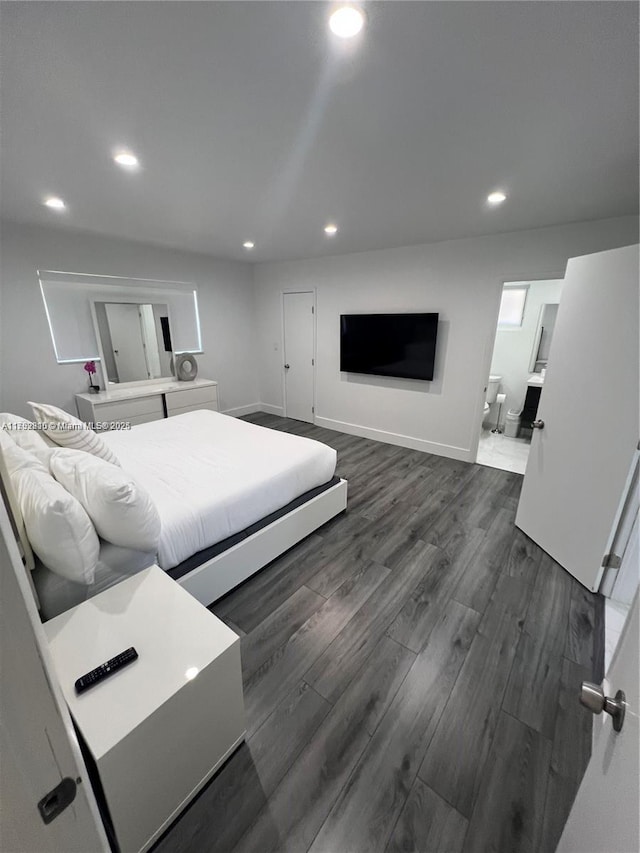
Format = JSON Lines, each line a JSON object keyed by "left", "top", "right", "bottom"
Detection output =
{"left": 283, "top": 291, "right": 315, "bottom": 423}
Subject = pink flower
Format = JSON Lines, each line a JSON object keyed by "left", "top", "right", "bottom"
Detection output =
{"left": 83, "top": 360, "right": 96, "bottom": 376}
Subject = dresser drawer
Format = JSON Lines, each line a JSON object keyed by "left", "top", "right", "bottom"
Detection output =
{"left": 167, "top": 401, "right": 219, "bottom": 419}
{"left": 165, "top": 385, "right": 217, "bottom": 414}
{"left": 127, "top": 412, "right": 166, "bottom": 427}
{"left": 94, "top": 395, "right": 164, "bottom": 423}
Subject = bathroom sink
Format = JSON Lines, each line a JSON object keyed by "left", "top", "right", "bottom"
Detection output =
{"left": 527, "top": 374, "right": 544, "bottom": 386}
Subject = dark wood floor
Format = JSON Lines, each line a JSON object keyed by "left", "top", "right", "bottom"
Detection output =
{"left": 153, "top": 414, "right": 602, "bottom": 853}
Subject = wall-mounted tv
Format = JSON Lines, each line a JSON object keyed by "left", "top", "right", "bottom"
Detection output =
{"left": 340, "top": 313, "right": 439, "bottom": 381}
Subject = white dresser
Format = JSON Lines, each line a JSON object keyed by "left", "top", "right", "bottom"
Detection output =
{"left": 75, "top": 378, "right": 218, "bottom": 429}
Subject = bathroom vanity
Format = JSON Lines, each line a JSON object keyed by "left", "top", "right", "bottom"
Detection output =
{"left": 521, "top": 375, "right": 543, "bottom": 431}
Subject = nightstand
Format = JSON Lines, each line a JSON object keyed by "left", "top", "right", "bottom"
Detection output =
{"left": 43, "top": 566, "right": 245, "bottom": 853}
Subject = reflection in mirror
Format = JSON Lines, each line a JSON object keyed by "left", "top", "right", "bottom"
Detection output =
{"left": 530, "top": 302, "right": 559, "bottom": 373}
{"left": 94, "top": 302, "right": 174, "bottom": 384}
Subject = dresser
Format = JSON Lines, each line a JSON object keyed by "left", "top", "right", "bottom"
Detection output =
{"left": 76, "top": 378, "right": 218, "bottom": 430}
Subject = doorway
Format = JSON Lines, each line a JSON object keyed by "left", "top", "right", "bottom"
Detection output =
{"left": 282, "top": 291, "right": 315, "bottom": 423}
{"left": 477, "top": 278, "right": 564, "bottom": 474}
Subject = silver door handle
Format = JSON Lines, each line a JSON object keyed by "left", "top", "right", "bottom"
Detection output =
{"left": 580, "top": 682, "right": 626, "bottom": 732}
{"left": 284, "top": 364, "right": 290, "bottom": 369}
{"left": 532, "top": 419, "right": 545, "bottom": 429}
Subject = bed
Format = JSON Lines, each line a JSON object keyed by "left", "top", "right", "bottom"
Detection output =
{"left": 1, "top": 409, "right": 347, "bottom": 618}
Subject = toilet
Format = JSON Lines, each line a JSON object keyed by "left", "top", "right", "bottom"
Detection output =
{"left": 483, "top": 375, "right": 502, "bottom": 423}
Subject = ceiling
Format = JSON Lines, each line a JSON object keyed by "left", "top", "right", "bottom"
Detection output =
{"left": 1, "top": 1, "right": 638, "bottom": 262}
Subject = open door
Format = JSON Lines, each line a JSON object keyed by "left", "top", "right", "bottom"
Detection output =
{"left": 105, "top": 302, "right": 150, "bottom": 382}
{"left": 557, "top": 591, "right": 639, "bottom": 853}
{"left": 515, "top": 245, "right": 639, "bottom": 591}
{"left": 0, "top": 501, "right": 108, "bottom": 853}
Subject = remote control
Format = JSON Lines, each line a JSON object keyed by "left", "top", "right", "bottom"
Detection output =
{"left": 75, "top": 647, "right": 138, "bottom": 694}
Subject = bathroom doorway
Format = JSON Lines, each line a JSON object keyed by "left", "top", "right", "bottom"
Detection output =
{"left": 477, "top": 278, "right": 564, "bottom": 474}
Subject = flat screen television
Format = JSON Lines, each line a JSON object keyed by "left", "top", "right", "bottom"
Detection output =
{"left": 340, "top": 313, "right": 439, "bottom": 381}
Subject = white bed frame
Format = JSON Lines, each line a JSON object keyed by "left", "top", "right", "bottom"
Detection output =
{"left": 177, "top": 478, "right": 347, "bottom": 606}
{"left": 0, "top": 438, "right": 347, "bottom": 612}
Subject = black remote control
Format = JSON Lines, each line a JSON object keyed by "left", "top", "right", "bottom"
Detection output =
{"left": 75, "top": 647, "right": 138, "bottom": 694}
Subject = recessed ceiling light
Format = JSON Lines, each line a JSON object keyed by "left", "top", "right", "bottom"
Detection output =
{"left": 43, "top": 196, "right": 65, "bottom": 210}
{"left": 329, "top": 6, "right": 365, "bottom": 39}
{"left": 487, "top": 191, "right": 507, "bottom": 205}
{"left": 324, "top": 223, "right": 338, "bottom": 236}
{"left": 243, "top": 241, "right": 255, "bottom": 250}
{"left": 114, "top": 151, "right": 140, "bottom": 169}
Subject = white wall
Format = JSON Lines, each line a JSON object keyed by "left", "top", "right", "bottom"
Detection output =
{"left": 489, "top": 279, "right": 564, "bottom": 423}
{"left": 253, "top": 216, "right": 638, "bottom": 461}
{"left": 0, "top": 221, "right": 258, "bottom": 418}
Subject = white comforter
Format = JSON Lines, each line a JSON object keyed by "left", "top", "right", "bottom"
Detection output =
{"left": 101, "top": 410, "right": 337, "bottom": 569}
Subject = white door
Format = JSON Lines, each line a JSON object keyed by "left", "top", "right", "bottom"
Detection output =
{"left": 515, "top": 245, "right": 639, "bottom": 591}
{"left": 283, "top": 291, "right": 315, "bottom": 423}
{"left": 557, "top": 591, "right": 639, "bottom": 853}
{"left": 105, "top": 302, "right": 149, "bottom": 382}
{"left": 0, "top": 502, "right": 109, "bottom": 853}
{"left": 139, "top": 304, "right": 162, "bottom": 378}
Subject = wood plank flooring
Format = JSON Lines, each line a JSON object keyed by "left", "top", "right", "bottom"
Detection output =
{"left": 152, "top": 414, "right": 603, "bottom": 853}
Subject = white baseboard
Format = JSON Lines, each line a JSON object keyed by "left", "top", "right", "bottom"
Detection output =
{"left": 222, "top": 403, "right": 262, "bottom": 417}
{"left": 223, "top": 403, "right": 284, "bottom": 418}
{"left": 315, "top": 416, "right": 473, "bottom": 462}
{"left": 258, "top": 403, "right": 285, "bottom": 417}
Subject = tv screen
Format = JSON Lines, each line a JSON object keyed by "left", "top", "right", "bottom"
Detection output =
{"left": 340, "top": 313, "right": 438, "bottom": 381}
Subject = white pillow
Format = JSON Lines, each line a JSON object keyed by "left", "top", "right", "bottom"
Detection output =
{"left": 12, "top": 465, "right": 99, "bottom": 585}
{"left": 0, "top": 428, "right": 49, "bottom": 476}
{"left": 49, "top": 448, "right": 161, "bottom": 552}
{"left": 28, "top": 402, "right": 120, "bottom": 466}
{"left": 0, "top": 412, "right": 56, "bottom": 458}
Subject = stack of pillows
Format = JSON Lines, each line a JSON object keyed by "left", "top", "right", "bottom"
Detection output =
{"left": 0, "top": 403, "right": 160, "bottom": 586}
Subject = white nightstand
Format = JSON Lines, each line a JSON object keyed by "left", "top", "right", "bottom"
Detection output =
{"left": 43, "top": 566, "right": 245, "bottom": 853}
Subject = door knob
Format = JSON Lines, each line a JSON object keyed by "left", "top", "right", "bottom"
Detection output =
{"left": 532, "top": 419, "right": 545, "bottom": 429}
{"left": 284, "top": 364, "right": 290, "bottom": 369}
{"left": 580, "top": 682, "right": 626, "bottom": 732}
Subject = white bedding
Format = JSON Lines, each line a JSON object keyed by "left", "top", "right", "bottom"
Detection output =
{"left": 101, "top": 410, "right": 337, "bottom": 569}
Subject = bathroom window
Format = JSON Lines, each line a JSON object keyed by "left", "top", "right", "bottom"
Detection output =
{"left": 498, "top": 285, "right": 528, "bottom": 328}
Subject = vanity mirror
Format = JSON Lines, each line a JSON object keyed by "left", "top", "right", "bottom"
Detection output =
{"left": 93, "top": 301, "right": 173, "bottom": 384}
{"left": 529, "top": 302, "right": 559, "bottom": 373}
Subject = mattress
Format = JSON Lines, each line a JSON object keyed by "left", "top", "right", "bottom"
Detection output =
{"left": 101, "top": 410, "right": 337, "bottom": 569}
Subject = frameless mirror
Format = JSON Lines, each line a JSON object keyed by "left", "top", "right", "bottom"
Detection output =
{"left": 529, "top": 302, "right": 559, "bottom": 373}
{"left": 94, "top": 301, "right": 174, "bottom": 384}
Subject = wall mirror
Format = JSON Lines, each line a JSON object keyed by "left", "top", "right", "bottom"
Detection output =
{"left": 529, "top": 302, "right": 559, "bottom": 373}
{"left": 94, "top": 301, "right": 173, "bottom": 384}
{"left": 39, "top": 271, "right": 203, "bottom": 387}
